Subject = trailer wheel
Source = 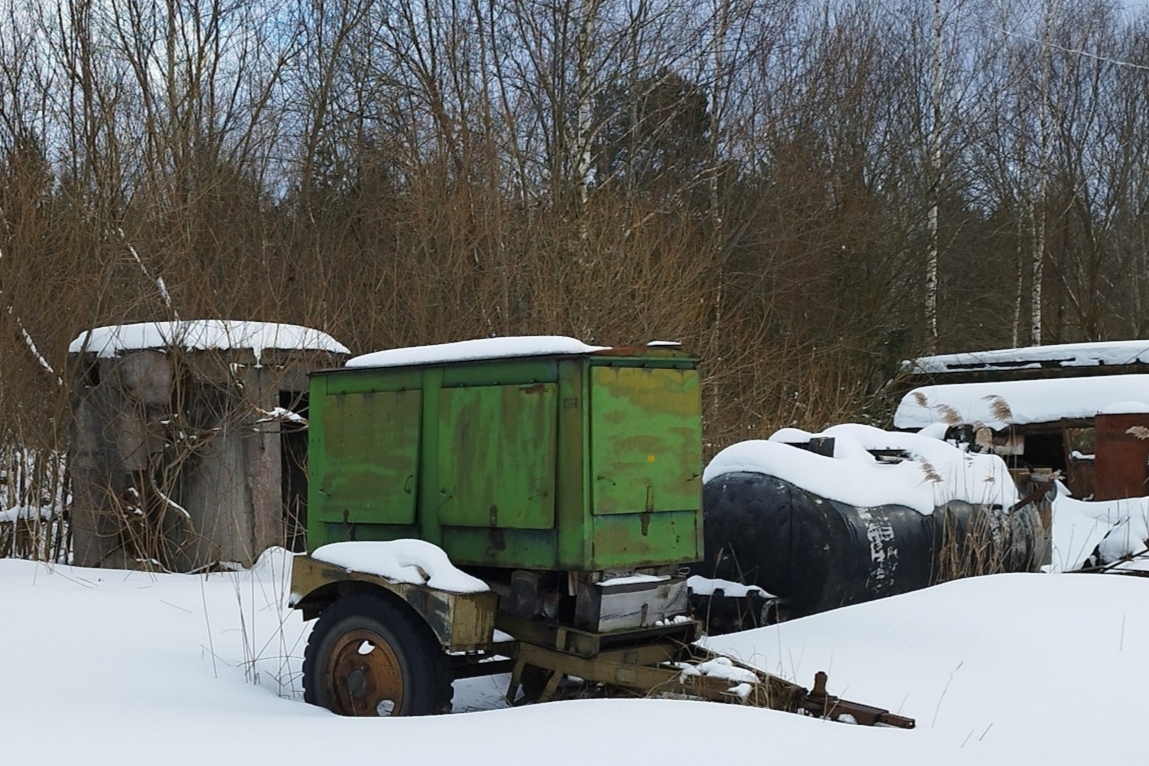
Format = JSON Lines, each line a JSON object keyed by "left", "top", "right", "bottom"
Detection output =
{"left": 302, "top": 594, "right": 453, "bottom": 716}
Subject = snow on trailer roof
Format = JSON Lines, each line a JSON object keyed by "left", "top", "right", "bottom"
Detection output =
{"left": 905, "top": 339, "right": 1149, "bottom": 375}
{"left": 894, "top": 374, "right": 1149, "bottom": 430}
{"left": 703, "top": 423, "right": 1018, "bottom": 515}
{"left": 346, "top": 336, "right": 616, "bottom": 368}
{"left": 69, "top": 321, "right": 349, "bottom": 362}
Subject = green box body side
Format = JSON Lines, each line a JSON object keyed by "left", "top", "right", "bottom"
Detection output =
{"left": 306, "top": 352, "right": 703, "bottom": 572}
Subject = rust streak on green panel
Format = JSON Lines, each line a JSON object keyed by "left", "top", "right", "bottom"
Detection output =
{"left": 556, "top": 359, "right": 588, "bottom": 569}
{"left": 437, "top": 383, "right": 557, "bottom": 530}
{"left": 418, "top": 366, "right": 444, "bottom": 546}
{"left": 325, "top": 368, "right": 422, "bottom": 395}
{"left": 441, "top": 359, "right": 558, "bottom": 387}
{"left": 440, "top": 527, "right": 557, "bottom": 568}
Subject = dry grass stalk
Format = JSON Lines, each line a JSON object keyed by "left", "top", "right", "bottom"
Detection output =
{"left": 982, "top": 395, "right": 1014, "bottom": 424}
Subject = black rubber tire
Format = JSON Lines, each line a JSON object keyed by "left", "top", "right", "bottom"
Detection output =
{"left": 302, "top": 594, "right": 453, "bottom": 716}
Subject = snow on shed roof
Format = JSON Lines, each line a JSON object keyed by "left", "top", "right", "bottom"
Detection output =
{"left": 905, "top": 340, "right": 1149, "bottom": 375}
{"left": 69, "top": 321, "right": 349, "bottom": 362}
{"left": 346, "top": 336, "right": 609, "bottom": 368}
{"left": 894, "top": 374, "right": 1149, "bottom": 430}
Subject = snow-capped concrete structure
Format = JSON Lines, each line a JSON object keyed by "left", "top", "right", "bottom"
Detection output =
{"left": 67, "top": 321, "right": 349, "bottom": 571}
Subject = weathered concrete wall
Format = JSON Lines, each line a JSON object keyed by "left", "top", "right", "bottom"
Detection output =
{"left": 69, "top": 346, "right": 345, "bottom": 571}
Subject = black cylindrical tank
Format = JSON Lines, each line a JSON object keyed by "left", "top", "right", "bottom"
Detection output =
{"left": 698, "top": 471, "right": 1044, "bottom": 625}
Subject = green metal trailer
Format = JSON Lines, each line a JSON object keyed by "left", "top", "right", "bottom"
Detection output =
{"left": 288, "top": 337, "right": 913, "bottom": 726}
{"left": 305, "top": 340, "right": 703, "bottom": 573}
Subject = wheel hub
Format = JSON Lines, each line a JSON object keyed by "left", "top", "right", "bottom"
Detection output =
{"left": 327, "top": 629, "right": 405, "bottom": 716}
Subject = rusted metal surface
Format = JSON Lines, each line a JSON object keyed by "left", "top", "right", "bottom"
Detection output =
{"left": 801, "top": 671, "right": 915, "bottom": 728}
{"left": 1092, "top": 413, "right": 1149, "bottom": 500}
{"left": 319, "top": 388, "right": 423, "bottom": 525}
{"left": 503, "top": 640, "right": 914, "bottom": 728}
{"left": 325, "top": 627, "right": 407, "bottom": 716}
{"left": 289, "top": 555, "right": 497, "bottom": 651}
{"left": 588, "top": 366, "right": 702, "bottom": 516}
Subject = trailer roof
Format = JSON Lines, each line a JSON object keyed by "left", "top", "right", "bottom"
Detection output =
{"left": 904, "top": 340, "right": 1149, "bottom": 375}
{"left": 895, "top": 374, "right": 1149, "bottom": 430}
{"left": 346, "top": 336, "right": 619, "bottom": 368}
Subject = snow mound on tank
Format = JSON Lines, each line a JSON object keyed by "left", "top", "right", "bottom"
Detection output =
{"left": 704, "top": 423, "right": 1018, "bottom": 515}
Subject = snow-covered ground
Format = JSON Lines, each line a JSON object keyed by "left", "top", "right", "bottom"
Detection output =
{"left": 1, "top": 548, "right": 1145, "bottom": 766}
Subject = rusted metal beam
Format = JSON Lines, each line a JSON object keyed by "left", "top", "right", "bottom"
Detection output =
{"left": 503, "top": 641, "right": 915, "bottom": 728}
{"left": 801, "top": 671, "right": 916, "bottom": 729}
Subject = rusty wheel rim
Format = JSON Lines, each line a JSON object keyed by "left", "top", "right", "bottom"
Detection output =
{"left": 326, "top": 628, "right": 405, "bottom": 716}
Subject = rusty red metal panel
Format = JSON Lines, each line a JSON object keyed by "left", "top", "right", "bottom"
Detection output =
{"left": 1093, "top": 413, "right": 1149, "bottom": 500}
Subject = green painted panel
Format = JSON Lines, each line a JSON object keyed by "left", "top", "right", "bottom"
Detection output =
{"left": 590, "top": 366, "right": 702, "bottom": 515}
{"left": 437, "top": 383, "right": 557, "bottom": 529}
{"left": 554, "top": 359, "right": 589, "bottom": 570}
{"left": 441, "top": 359, "right": 559, "bottom": 387}
{"left": 440, "top": 527, "right": 558, "bottom": 569}
{"left": 324, "top": 368, "right": 423, "bottom": 395}
{"left": 589, "top": 510, "right": 701, "bottom": 569}
{"left": 323, "top": 522, "right": 419, "bottom": 543}
{"left": 315, "top": 389, "right": 422, "bottom": 524}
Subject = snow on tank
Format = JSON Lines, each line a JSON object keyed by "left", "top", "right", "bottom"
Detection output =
{"left": 703, "top": 423, "right": 1019, "bottom": 514}
{"left": 1050, "top": 490, "right": 1149, "bottom": 573}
